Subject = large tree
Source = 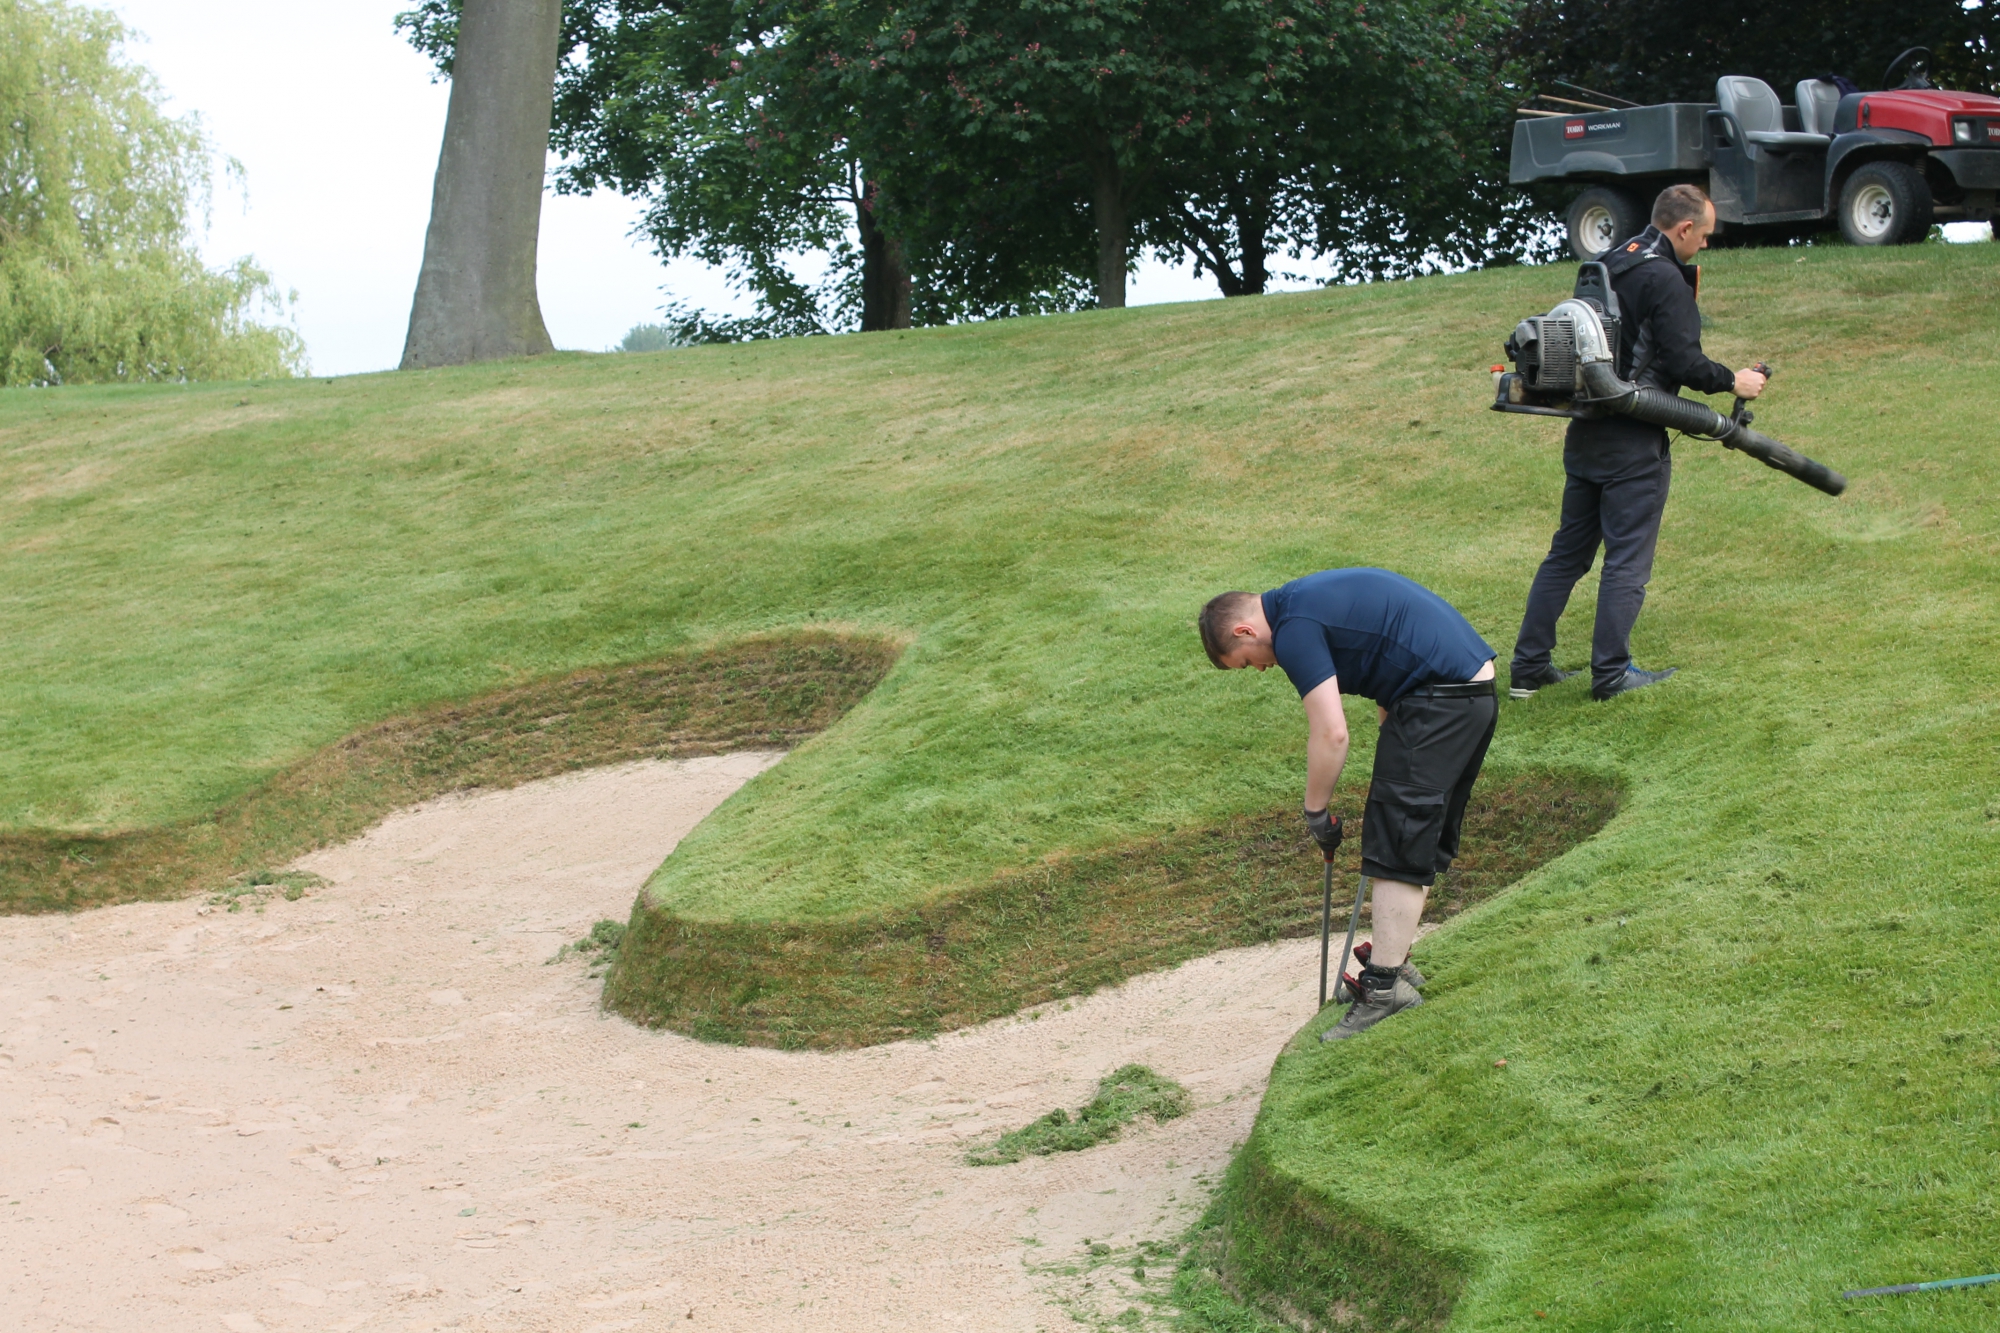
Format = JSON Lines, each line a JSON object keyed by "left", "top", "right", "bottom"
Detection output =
{"left": 543, "top": 0, "right": 1095, "bottom": 333}
{"left": 860, "top": 0, "right": 1245, "bottom": 308}
{"left": 0, "top": 0, "right": 303, "bottom": 385}
{"left": 546, "top": 0, "right": 910, "bottom": 335}
{"left": 1141, "top": 0, "right": 1529, "bottom": 293}
{"left": 412, "top": 0, "right": 1543, "bottom": 337}
{"left": 400, "top": 0, "right": 564, "bottom": 368}
{"left": 833, "top": 0, "right": 1537, "bottom": 304}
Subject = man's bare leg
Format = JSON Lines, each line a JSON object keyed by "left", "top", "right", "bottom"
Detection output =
{"left": 1368, "top": 879, "right": 1429, "bottom": 968}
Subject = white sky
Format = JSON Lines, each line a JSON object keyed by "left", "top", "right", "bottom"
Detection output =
{"left": 108, "top": 0, "right": 1219, "bottom": 376}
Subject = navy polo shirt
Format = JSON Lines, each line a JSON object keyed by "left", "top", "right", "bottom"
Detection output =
{"left": 1261, "top": 568, "right": 1494, "bottom": 706}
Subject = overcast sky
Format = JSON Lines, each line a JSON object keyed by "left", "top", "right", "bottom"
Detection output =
{"left": 108, "top": 0, "right": 1222, "bottom": 377}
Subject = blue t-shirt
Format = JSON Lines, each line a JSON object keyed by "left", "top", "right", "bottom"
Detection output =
{"left": 1262, "top": 568, "right": 1494, "bottom": 706}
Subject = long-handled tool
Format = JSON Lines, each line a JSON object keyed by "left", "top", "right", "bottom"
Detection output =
{"left": 1844, "top": 1271, "right": 2000, "bottom": 1299}
{"left": 1319, "top": 861, "right": 1369, "bottom": 1009}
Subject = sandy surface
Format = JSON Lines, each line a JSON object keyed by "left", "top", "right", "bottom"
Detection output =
{"left": 2, "top": 752, "right": 1346, "bottom": 1333}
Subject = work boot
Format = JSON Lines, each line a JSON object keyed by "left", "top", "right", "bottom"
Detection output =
{"left": 1320, "top": 975, "right": 1424, "bottom": 1042}
{"left": 1508, "top": 665, "right": 1577, "bottom": 699}
{"left": 1333, "top": 942, "right": 1425, "bottom": 1002}
{"left": 1592, "top": 665, "right": 1677, "bottom": 701}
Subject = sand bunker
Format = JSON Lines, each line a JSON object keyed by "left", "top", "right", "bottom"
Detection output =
{"left": 2, "top": 753, "right": 1345, "bottom": 1332}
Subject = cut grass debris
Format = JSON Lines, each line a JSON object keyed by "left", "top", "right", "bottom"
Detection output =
{"left": 967, "top": 1064, "right": 1190, "bottom": 1166}
{"left": 0, "top": 632, "right": 895, "bottom": 914}
{"left": 548, "top": 918, "right": 626, "bottom": 974}
{"left": 206, "top": 867, "right": 328, "bottom": 912}
{"left": 605, "top": 771, "right": 1617, "bottom": 1047}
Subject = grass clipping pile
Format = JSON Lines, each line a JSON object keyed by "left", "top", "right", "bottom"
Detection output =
{"left": 966, "top": 1064, "right": 1190, "bottom": 1167}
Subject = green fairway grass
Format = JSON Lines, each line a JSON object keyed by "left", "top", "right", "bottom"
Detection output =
{"left": 3, "top": 240, "right": 1998, "bottom": 1329}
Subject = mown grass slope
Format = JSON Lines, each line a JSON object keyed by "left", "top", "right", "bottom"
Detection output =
{"left": 3, "top": 241, "right": 1997, "bottom": 1328}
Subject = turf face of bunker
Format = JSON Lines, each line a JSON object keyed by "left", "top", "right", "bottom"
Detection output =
{"left": 603, "top": 767, "right": 1617, "bottom": 1048}
{"left": 0, "top": 633, "right": 898, "bottom": 915}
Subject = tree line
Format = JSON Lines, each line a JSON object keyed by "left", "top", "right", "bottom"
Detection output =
{"left": 401, "top": 0, "right": 1541, "bottom": 337}
{"left": 401, "top": 0, "right": 1996, "bottom": 342}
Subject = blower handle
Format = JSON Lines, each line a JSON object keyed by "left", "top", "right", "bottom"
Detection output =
{"left": 1731, "top": 361, "right": 1773, "bottom": 425}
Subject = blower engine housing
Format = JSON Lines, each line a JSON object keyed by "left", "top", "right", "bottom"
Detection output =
{"left": 1490, "top": 265, "right": 1847, "bottom": 496}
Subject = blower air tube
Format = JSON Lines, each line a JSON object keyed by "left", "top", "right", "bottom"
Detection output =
{"left": 1577, "top": 362, "right": 1847, "bottom": 497}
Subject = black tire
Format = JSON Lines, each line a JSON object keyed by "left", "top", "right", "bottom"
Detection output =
{"left": 1838, "top": 162, "right": 1934, "bottom": 246}
{"left": 1566, "top": 186, "right": 1646, "bottom": 261}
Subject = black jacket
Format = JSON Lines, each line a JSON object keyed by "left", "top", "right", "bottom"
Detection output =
{"left": 1565, "top": 226, "right": 1736, "bottom": 475}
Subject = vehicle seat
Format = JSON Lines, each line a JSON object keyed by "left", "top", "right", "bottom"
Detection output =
{"left": 1717, "top": 76, "right": 1830, "bottom": 149}
{"left": 1795, "top": 79, "right": 1842, "bottom": 136}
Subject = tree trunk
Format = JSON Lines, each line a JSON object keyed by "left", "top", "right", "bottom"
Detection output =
{"left": 1087, "top": 136, "right": 1127, "bottom": 308}
{"left": 1236, "top": 194, "right": 1269, "bottom": 296}
{"left": 857, "top": 183, "right": 912, "bottom": 331}
{"left": 400, "top": 0, "right": 561, "bottom": 370}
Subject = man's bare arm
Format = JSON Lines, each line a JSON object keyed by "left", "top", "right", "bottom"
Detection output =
{"left": 1301, "top": 678, "right": 1350, "bottom": 812}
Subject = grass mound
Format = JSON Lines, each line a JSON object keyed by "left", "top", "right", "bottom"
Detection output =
{"left": 604, "top": 771, "right": 1616, "bottom": 1047}
{"left": 0, "top": 632, "right": 894, "bottom": 912}
{"left": 966, "top": 1063, "right": 1190, "bottom": 1166}
{"left": 4, "top": 241, "right": 1999, "bottom": 1327}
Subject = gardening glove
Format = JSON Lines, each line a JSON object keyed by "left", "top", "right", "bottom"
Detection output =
{"left": 1303, "top": 807, "right": 1343, "bottom": 860}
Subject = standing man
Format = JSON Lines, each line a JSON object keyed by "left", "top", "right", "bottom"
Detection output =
{"left": 1200, "top": 568, "right": 1497, "bottom": 1041}
{"left": 1508, "top": 184, "right": 1768, "bottom": 702}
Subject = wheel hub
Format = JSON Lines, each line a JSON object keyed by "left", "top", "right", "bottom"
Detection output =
{"left": 1851, "top": 183, "right": 1895, "bottom": 239}
{"left": 1579, "top": 205, "right": 1617, "bottom": 254}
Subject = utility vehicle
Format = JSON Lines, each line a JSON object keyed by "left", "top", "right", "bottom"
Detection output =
{"left": 1511, "top": 48, "right": 2000, "bottom": 259}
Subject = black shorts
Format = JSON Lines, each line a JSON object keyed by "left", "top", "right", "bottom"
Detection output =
{"left": 1360, "top": 686, "right": 1498, "bottom": 887}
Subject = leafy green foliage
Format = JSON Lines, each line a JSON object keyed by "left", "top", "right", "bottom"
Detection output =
{"left": 1506, "top": 0, "right": 2000, "bottom": 105}
{"left": 406, "top": 0, "right": 1548, "bottom": 333}
{"left": 966, "top": 1064, "right": 1189, "bottom": 1165}
{"left": 0, "top": 0, "right": 304, "bottom": 385}
{"left": 869, "top": 0, "right": 1547, "bottom": 292}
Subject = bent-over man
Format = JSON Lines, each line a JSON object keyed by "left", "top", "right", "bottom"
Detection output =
{"left": 1200, "top": 567, "right": 1497, "bottom": 1040}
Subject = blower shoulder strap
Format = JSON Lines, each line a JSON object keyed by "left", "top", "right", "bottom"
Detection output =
{"left": 1600, "top": 238, "right": 1658, "bottom": 279}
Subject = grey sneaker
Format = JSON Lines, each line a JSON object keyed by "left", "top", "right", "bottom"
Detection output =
{"left": 1508, "top": 666, "right": 1577, "bottom": 699}
{"left": 1592, "top": 665, "right": 1677, "bottom": 701}
{"left": 1320, "top": 976, "right": 1424, "bottom": 1042}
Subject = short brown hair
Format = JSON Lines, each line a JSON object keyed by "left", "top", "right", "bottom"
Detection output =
{"left": 1652, "top": 184, "right": 1712, "bottom": 232}
{"left": 1199, "top": 591, "right": 1259, "bottom": 667}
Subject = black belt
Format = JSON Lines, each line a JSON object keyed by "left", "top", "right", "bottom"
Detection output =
{"left": 1404, "top": 680, "right": 1496, "bottom": 699}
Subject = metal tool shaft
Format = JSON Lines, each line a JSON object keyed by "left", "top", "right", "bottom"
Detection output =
{"left": 1317, "top": 861, "right": 1334, "bottom": 1007}
{"left": 1334, "top": 875, "right": 1368, "bottom": 1007}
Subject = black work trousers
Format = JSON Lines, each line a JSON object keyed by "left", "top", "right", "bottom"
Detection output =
{"left": 1361, "top": 690, "right": 1498, "bottom": 887}
{"left": 1511, "top": 449, "right": 1672, "bottom": 696}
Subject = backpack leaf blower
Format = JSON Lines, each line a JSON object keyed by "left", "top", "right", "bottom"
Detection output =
{"left": 1490, "top": 262, "right": 1847, "bottom": 496}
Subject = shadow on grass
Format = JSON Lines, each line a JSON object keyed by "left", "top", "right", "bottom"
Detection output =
{"left": 0, "top": 632, "right": 900, "bottom": 914}
{"left": 604, "top": 770, "right": 1621, "bottom": 1049}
